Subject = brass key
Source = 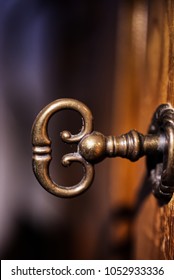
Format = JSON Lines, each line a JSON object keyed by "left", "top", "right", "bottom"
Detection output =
{"left": 32, "top": 99, "right": 174, "bottom": 202}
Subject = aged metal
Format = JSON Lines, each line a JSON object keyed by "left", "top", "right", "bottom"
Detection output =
{"left": 32, "top": 99, "right": 174, "bottom": 202}
{"left": 147, "top": 104, "right": 174, "bottom": 202}
{"left": 32, "top": 99, "right": 94, "bottom": 198}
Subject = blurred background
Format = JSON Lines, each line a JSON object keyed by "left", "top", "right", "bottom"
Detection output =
{"left": 0, "top": 0, "right": 168, "bottom": 259}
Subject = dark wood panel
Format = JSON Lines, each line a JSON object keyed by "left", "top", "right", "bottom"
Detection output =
{"left": 109, "top": 0, "right": 174, "bottom": 259}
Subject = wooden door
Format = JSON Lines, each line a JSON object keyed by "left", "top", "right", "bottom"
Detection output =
{"left": 1, "top": 0, "right": 174, "bottom": 260}
{"left": 109, "top": 0, "right": 174, "bottom": 259}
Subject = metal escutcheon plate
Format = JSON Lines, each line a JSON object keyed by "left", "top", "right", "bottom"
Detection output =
{"left": 147, "top": 104, "right": 174, "bottom": 203}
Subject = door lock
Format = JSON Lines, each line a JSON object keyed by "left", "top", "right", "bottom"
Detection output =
{"left": 32, "top": 99, "right": 174, "bottom": 202}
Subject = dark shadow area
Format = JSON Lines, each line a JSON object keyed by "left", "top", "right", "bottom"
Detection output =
{"left": 0, "top": 0, "right": 118, "bottom": 260}
{"left": 3, "top": 217, "right": 74, "bottom": 260}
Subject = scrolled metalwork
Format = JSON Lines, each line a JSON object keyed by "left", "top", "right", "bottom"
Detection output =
{"left": 32, "top": 98, "right": 94, "bottom": 198}
{"left": 32, "top": 99, "right": 174, "bottom": 202}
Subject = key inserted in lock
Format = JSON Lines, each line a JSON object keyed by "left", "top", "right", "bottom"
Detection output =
{"left": 32, "top": 99, "right": 174, "bottom": 202}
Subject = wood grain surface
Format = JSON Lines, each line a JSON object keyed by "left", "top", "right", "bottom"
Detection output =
{"left": 109, "top": 0, "right": 174, "bottom": 259}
